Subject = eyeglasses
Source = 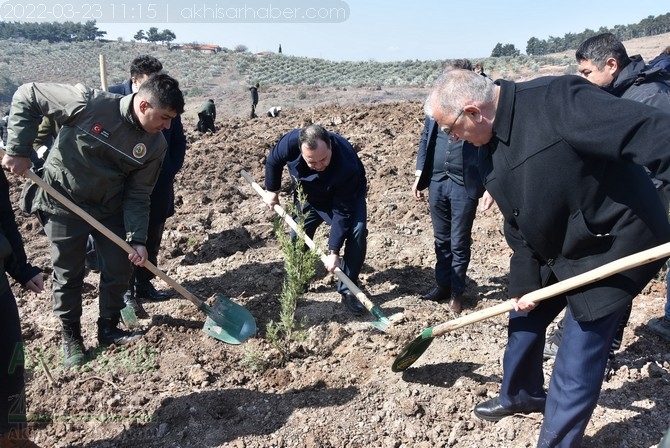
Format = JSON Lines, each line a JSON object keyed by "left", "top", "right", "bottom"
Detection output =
{"left": 440, "top": 109, "right": 464, "bottom": 142}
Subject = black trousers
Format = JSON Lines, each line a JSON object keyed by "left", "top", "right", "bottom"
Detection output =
{"left": 133, "top": 221, "right": 165, "bottom": 286}
{"left": 0, "top": 288, "right": 26, "bottom": 434}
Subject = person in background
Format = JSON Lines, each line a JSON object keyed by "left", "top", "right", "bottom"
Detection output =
{"left": 263, "top": 124, "right": 368, "bottom": 314}
{"left": 197, "top": 99, "right": 216, "bottom": 132}
{"left": 425, "top": 67, "right": 670, "bottom": 448}
{"left": 267, "top": 106, "right": 282, "bottom": 118}
{"left": 2, "top": 74, "right": 185, "bottom": 369}
{"left": 473, "top": 63, "right": 487, "bottom": 77}
{"left": 544, "top": 33, "right": 670, "bottom": 371}
{"left": 412, "top": 58, "right": 492, "bottom": 314}
{"left": 0, "top": 170, "right": 43, "bottom": 448}
{"left": 249, "top": 82, "right": 259, "bottom": 119}
{"left": 648, "top": 45, "right": 670, "bottom": 71}
{"left": 108, "top": 55, "right": 187, "bottom": 316}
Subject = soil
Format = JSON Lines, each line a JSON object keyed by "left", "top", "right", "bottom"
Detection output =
{"left": 10, "top": 32, "right": 670, "bottom": 448}
{"left": 9, "top": 98, "right": 670, "bottom": 448}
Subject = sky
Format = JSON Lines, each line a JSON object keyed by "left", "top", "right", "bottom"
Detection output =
{"left": 15, "top": 0, "right": 670, "bottom": 61}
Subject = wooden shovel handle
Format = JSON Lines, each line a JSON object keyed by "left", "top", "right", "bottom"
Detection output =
{"left": 240, "top": 170, "right": 376, "bottom": 310}
{"left": 430, "top": 242, "right": 670, "bottom": 338}
{"left": 22, "top": 168, "right": 206, "bottom": 308}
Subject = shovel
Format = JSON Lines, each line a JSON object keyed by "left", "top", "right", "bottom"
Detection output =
{"left": 11, "top": 161, "right": 256, "bottom": 344}
{"left": 392, "top": 241, "right": 670, "bottom": 372}
{"left": 240, "top": 170, "right": 392, "bottom": 332}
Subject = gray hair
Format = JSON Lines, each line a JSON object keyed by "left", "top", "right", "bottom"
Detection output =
{"left": 424, "top": 68, "right": 495, "bottom": 118}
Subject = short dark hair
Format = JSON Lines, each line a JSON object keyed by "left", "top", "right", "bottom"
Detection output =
{"left": 299, "top": 124, "right": 330, "bottom": 150}
{"left": 575, "top": 33, "right": 629, "bottom": 70}
{"left": 138, "top": 74, "right": 185, "bottom": 115}
{"left": 129, "top": 55, "right": 163, "bottom": 79}
{"left": 449, "top": 59, "right": 473, "bottom": 71}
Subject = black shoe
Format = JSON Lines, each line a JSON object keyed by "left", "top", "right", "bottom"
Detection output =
{"left": 341, "top": 292, "right": 365, "bottom": 315}
{"left": 123, "top": 290, "right": 149, "bottom": 319}
{"left": 135, "top": 282, "right": 171, "bottom": 301}
{"left": 421, "top": 286, "right": 451, "bottom": 302}
{"left": 97, "top": 318, "right": 143, "bottom": 346}
{"left": 62, "top": 323, "right": 86, "bottom": 369}
{"left": 449, "top": 292, "right": 463, "bottom": 314}
{"left": 474, "top": 396, "right": 546, "bottom": 422}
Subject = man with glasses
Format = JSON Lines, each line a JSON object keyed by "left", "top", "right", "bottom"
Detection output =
{"left": 425, "top": 68, "right": 670, "bottom": 447}
{"left": 412, "top": 59, "right": 491, "bottom": 314}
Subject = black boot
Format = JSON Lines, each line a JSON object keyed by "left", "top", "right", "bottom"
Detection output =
{"left": 62, "top": 322, "right": 86, "bottom": 369}
{"left": 97, "top": 317, "right": 143, "bottom": 346}
{"left": 134, "top": 281, "right": 171, "bottom": 301}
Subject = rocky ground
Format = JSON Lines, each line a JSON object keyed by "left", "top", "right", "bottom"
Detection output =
{"left": 9, "top": 97, "right": 670, "bottom": 448}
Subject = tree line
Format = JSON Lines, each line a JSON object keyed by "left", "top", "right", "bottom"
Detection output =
{"left": 0, "top": 20, "right": 104, "bottom": 42}
{"left": 525, "top": 12, "right": 670, "bottom": 56}
{"left": 1, "top": 12, "right": 669, "bottom": 56}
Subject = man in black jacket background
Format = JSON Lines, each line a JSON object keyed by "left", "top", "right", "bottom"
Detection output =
{"left": 108, "top": 55, "right": 187, "bottom": 314}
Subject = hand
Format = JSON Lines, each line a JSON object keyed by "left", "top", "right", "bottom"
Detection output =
{"left": 128, "top": 244, "right": 148, "bottom": 266}
{"left": 1, "top": 154, "right": 32, "bottom": 176}
{"left": 479, "top": 190, "right": 495, "bottom": 211}
{"left": 323, "top": 253, "right": 339, "bottom": 273}
{"left": 510, "top": 296, "right": 537, "bottom": 313}
{"left": 411, "top": 177, "right": 424, "bottom": 201}
{"left": 264, "top": 191, "right": 279, "bottom": 210}
{"left": 24, "top": 273, "right": 44, "bottom": 293}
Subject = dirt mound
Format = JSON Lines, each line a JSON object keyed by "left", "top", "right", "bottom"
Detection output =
{"left": 11, "top": 100, "right": 670, "bottom": 448}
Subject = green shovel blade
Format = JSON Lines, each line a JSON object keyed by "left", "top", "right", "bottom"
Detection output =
{"left": 201, "top": 293, "right": 257, "bottom": 344}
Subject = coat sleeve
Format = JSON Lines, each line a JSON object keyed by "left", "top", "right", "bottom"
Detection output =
{"left": 0, "top": 172, "right": 41, "bottom": 285}
{"left": 415, "top": 117, "right": 433, "bottom": 191}
{"left": 6, "top": 83, "right": 89, "bottom": 158}
{"left": 165, "top": 116, "right": 187, "bottom": 178}
{"left": 265, "top": 131, "right": 300, "bottom": 192}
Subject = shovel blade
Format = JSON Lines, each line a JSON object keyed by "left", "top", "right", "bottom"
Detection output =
{"left": 201, "top": 293, "right": 257, "bottom": 344}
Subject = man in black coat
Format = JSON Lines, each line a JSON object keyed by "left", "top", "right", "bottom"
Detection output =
{"left": 426, "top": 68, "right": 670, "bottom": 447}
{"left": 108, "top": 55, "right": 187, "bottom": 312}
{"left": 545, "top": 32, "right": 670, "bottom": 364}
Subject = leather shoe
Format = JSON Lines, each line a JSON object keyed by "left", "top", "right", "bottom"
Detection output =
{"left": 449, "top": 292, "right": 463, "bottom": 314}
{"left": 135, "top": 282, "right": 171, "bottom": 301}
{"left": 421, "top": 286, "right": 450, "bottom": 302}
{"left": 341, "top": 292, "right": 365, "bottom": 315}
{"left": 474, "top": 396, "right": 546, "bottom": 422}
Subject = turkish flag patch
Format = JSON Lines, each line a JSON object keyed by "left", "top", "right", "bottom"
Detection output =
{"left": 91, "top": 123, "right": 110, "bottom": 138}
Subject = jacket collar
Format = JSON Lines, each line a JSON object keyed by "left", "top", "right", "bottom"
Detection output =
{"left": 120, "top": 93, "right": 145, "bottom": 132}
{"left": 492, "top": 79, "right": 515, "bottom": 146}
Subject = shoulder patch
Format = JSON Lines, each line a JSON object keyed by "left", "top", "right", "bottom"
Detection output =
{"left": 133, "top": 143, "right": 147, "bottom": 159}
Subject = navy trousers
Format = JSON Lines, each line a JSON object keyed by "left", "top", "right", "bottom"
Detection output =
{"left": 428, "top": 177, "right": 478, "bottom": 293}
{"left": 499, "top": 294, "right": 628, "bottom": 447}
{"left": 0, "top": 288, "right": 26, "bottom": 434}
{"left": 298, "top": 197, "right": 367, "bottom": 295}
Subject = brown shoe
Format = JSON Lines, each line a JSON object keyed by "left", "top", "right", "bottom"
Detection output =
{"left": 449, "top": 292, "right": 463, "bottom": 314}
{"left": 421, "top": 287, "right": 450, "bottom": 302}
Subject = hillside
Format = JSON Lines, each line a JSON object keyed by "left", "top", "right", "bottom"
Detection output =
{"left": 5, "top": 32, "right": 670, "bottom": 448}
{"left": 0, "top": 31, "right": 668, "bottom": 122}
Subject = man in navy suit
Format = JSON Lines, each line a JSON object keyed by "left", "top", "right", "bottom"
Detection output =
{"left": 412, "top": 59, "right": 491, "bottom": 314}
{"left": 108, "top": 55, "right": 187, "bottom": 314}
{"left": 426, "top": 68, "right": 670, "bottom": 447}
{"left": 263, "top": 124, "right": 368, "bottom": 314}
